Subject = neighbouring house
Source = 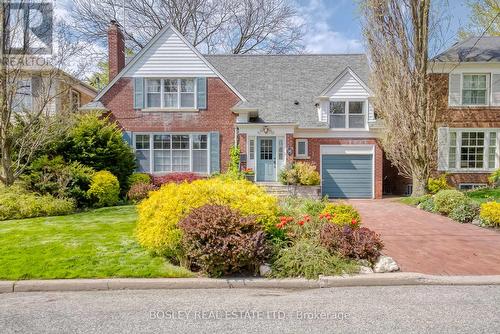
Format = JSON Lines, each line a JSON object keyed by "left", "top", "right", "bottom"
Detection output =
{"left": 11, "top": 66, "right": 96, "bottom": 115}
{"left": 433, "top": 37, "right": 500, "bottom": 190}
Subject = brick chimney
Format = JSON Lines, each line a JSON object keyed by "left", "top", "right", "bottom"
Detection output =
{"left": 108, "top": 20, "right": 125, "bottom": 81}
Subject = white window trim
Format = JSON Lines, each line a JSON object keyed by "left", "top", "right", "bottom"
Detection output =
{"left": 447, "top": 128, "right": 499, "bottom": 172}
{"left": 248, "top": 137, "right": 255, "bottom": 160}
{"left": 461, "top": 73, "right": 489, "bottom": 107}
{"left": 133, "top": 132, "right": 209, "bottom": 174}
{"left": 145, "top": 78, "right": 198, "bottom": 110}
{"left": 328, "top": 99, "right": 369, "bottom": 130}
{"left": 295, "top": 139, "right": 309, "bottom": 159}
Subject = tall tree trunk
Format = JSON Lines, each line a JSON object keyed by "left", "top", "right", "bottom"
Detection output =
{"left": 412, "top": 170, "right": 427, "bottom": 197}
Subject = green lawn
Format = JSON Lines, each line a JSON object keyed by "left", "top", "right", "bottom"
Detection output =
{"left": 0, "top": 206, "right": 193, "bottom": 280}
{"left": 465, "top": 188, "right": 500, "bottom": 204}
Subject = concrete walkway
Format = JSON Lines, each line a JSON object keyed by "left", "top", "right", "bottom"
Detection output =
{"left": 351, "top": 199, "right": 500, "bottom": 275}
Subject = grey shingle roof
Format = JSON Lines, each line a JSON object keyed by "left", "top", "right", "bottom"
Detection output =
{"left": 205, "top": 54, "right": 370, "bottom": 128}
{"left": 433, "top": 36, "right": 500, "bottom": 62}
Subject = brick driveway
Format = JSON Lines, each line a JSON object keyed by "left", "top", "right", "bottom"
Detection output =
{"left": 350, "top": 199, "right": 500, "bottom": 275}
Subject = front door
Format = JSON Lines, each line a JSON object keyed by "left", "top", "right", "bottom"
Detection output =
{"left": 257, "top": 137, "right": 276, "bottom": 182}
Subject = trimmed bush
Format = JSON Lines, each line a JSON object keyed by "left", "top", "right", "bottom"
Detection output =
{"left": 320, "top": 203, "right": 362, "bottom": 226}
{"left": 136, "top": 178, "right": 279, "bottom": 258}
{"left": 179, "top": 205, "right": 269, "bottom": 277}
{"left": 0, "top": 184, "right": 75, "bottom": 220}
{"left": 127, "top": 182, "right": 158, "bottom": 203}
{"left": 419, "top": 197, "right": 436, "bottom": 212}
{"left": 128, "top": 173, "right": 151, "bottom": 188}
{"left": 152, "top": 172, "right": 202, "bottom": 187}
{"left": 427, "top": 174, "right": 450, "bottom": 194}
{"left": 320, "top": 224, "right": 384, "bottom": 263}
{"left": 434, "top": 190, "right": 467, "bottom": 215}
{"left": 271, "top": 238, "right": 357, "bottom": 279}
{"left": 57, "top": 113, "right": 135, "bottom": 192}
{"left": 480, "top": 202, "right": 500, "bottom": 227}
{"left": 87, "top": 171, "right": 120, "bottom": 207}
{"left": 22, "top": 155, "right": 95, "bottom": 207}
{"left": 449, "top": 201, "right": 480, "bottom": 224}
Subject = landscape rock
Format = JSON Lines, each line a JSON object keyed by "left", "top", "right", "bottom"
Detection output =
{"left": 358, "top": 266, "right": 374, "bottom": 274}
{"left": 373, "top": 256, "right": 399, "bottom": 273}
{"left": 259, "top": 264, "right": 272, "bottom": 277}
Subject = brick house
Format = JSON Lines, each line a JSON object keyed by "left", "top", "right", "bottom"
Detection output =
{"left": 84, "top": 22, "right": 499, "bottom": 199}
{"left": 433, "top": 37, "right": 500, "bottom": 190}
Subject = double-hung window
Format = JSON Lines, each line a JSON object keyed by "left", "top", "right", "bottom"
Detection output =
{"left": 13, "top": 79, "right": 32, "bottom": 112}
{"left": 329, "top": 101, "right": 366, "bottom": 129}
{"left": 146, "top": 78, "right": 196, "bottom": 109}
{"left": 448, "top": 130, "right": 498, "bottom": 170}
{"left": 135, "top": 133, "right": 209, "bottom": 173}
{"left": 462, "top": 74, "right": 487, "bottom": 105}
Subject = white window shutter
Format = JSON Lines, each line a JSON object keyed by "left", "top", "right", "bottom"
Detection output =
{"left": 491, "top": 74, "right": 500, "bottom": 106}
{"left": 437, "top": 127, "right": 449, "bottom": 171}
{"left": 485, "top": 73, "right": 491, "bottom": 105}
{"left": 448, "top": 74, "right": 461, "bottom": 106}
{"left": 318, "top": 101, "right": 328, "bottom": 122}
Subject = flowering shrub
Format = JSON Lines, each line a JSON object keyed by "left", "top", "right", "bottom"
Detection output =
{"left": 87, "top": 171, "right": 120, "bottom": 207}
{"left": 242, "top": 168, "right": 254, "bottom": 175}
{"left": 433, "top": 190, "right": 468, "bottom": 215}
{"left": 449, "top": 202, "right": 479, "bottom": 224}
{"left": 152, "top": 173, "right": 202, "bottom": 186}
{"left": 279, "top": 162, "right": 320, "bottom": 186}
{"left": 136, "top": 178, "right": 279, "bottom": 258}
{"left": 480, "top": 202, "right": 500, "bottom": 227}
{"left": 320, "top": 224, "right": 384, "bottom": 263}
{"left": 320, "top": 203, "right": 361, "bottom": 227}
{"left": 179, "top": 205, "right": 269, "bottom": 277}
{"left": 127, "top": 182, "right": 158, "bottom": 203}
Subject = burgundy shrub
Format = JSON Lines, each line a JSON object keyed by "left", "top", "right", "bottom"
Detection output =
{"left": 152, "top": 172, "right": 203, "bottom": 187}
{"left": 127, "top": 182, "right": 158, "bottom": 202}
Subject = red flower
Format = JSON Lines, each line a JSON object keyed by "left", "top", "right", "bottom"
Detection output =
{"left": 304, "top": 215, "right": 311, "bottom": 222}
{"left": 351, "top": 219, "right": 357, "bottom": 225}
{"left": 298, "top": 220, "right": 305, "bottom": 226}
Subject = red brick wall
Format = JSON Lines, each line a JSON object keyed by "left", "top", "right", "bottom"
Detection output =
{"left": 292, "top": 137, "right": 384, "bottom": 199}
{"left": 238, "top": 133, "right": 247, "bottom": 169}
{"left": 107, "top": 22, "right": 125, "bottom": 81}
{"left": 100, "top": 77, "right": 240, "bottom": 172}
{"left": 432, "top": 73, "right": 499, "bottom": 185}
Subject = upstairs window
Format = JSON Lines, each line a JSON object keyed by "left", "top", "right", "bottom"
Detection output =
{"left": 13, "top": 79, "right": 32, "bottom": 112}
{"left": 146, "top": 78, "right": 196, "bottom": 109}
{"left": 329, "top": 101, "right": 366, "bottom": 129}
{"left": 462, "top": 74, "right": 487, "bottom": 105}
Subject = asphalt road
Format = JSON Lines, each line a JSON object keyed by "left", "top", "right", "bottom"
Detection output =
{"left": 1, "top": 286, "right": 499, "bottom": 334}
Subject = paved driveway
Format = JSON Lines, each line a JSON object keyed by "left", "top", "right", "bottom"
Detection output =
{"left": 350, "top": 199, "right": 500, "bottom": 275}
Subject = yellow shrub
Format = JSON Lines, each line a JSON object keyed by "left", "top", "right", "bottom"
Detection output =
{"left": 295, "top": 162, "right": 320, "bottom": 186}
{"left": 87, "top": 170, "right": 120, "bottom": 207}
{"left": 136, "top": 178, "right": 279, "bottom": 258}
{"left": 480, "top": 202, "right": 500, "bottom": 227}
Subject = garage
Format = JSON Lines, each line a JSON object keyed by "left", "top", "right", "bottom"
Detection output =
{"left": 321, "top": 151, "right": 374, "bottom": 199}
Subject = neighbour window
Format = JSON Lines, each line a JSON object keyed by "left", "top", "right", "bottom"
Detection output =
{"left": 296, "top": 139, "right": 308, "bottom": 158}
{"left": 135, "top": 133, "right": 209, "bottom": 174}
{"left": 329, "top": 101, "right": 366, "bottom": 129}
{"left": 146, "top": 78, "right": 196, "bottom": 109}
{"left": 447, "top": 130, "right": 498, "bottom": 170}
{"left": 249, "top": 139, "right": 255, "bottom": 160}
{"left": 458, "top": 184, "right": 487, "bottom": 190}
{"left": 462, "top": 74, "right": 487, "bottom": 105}
{"left": 70, "top": 90, "right": 81, "bottom": 112}
{"left": 13, "top": 79, "right": 32, "bottom": 112}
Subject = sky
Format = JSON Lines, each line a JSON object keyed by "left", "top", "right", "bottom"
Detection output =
{"left": 296, "top": 0, "right": 472, "bottom": 54}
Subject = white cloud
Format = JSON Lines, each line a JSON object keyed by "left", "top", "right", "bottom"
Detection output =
{"left": 298, "top": 0, "right": 364, "bottom": 53}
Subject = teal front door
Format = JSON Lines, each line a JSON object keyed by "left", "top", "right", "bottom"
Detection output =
{"left": 257, "top": 137, "right": 276, "bottom": 181}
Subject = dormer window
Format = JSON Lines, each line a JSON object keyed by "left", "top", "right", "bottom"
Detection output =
{"left": 146, "top": 78, "right": 196, "bottom": 109}
{"left": 329, "top": 100, "right": 367, "bottom": 129}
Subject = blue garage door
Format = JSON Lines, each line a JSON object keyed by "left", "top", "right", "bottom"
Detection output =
{"left": 322, "top": 154, "right": 373, "bottom": 199}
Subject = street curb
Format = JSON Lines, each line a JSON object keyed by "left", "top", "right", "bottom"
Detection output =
{"left": 2, "top": 273, "right": 500, "bottom": 293}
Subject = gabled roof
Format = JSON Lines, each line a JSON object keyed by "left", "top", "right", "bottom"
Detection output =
{"left": 319, "top": 66, "right": 372, "bottom": 96}
{"left": 206, "top": 54, "right": 370, "bottom": 128}
{"left": 433, "top": 36, "right": 500, "bottom": 63}
{"left": 94, "top": 24, "right": 246, "bottom": 101}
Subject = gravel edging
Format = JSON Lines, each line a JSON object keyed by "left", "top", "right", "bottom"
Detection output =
{"left": 2, "top": 273, "right": 500, "bottom": 294}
